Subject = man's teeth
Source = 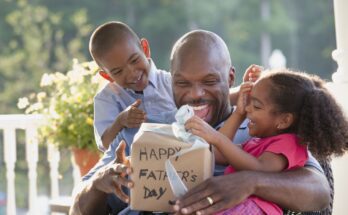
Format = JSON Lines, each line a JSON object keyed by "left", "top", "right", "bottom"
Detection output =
{"left": 190, "top": 105, "right": 208, "bottom": 110}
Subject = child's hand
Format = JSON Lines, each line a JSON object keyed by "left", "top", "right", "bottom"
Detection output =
{"left": 120, "top": 99, "right": 146, "bottom": 128}
{"left": 185, "top": 116, "right": 218, "bottom": 145}
{"left": 243, "top": 64, "right": 263, "bottom": 83}
{"left": 235, "top": 82, "right": 253, "bottom": 116}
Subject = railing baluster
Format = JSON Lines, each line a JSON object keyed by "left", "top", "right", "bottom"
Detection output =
{"left": 26, "top": 127, "right": 39, "bottom": 215}
{"left": 48, "top": 143, "right": 60, "bottom": 198}
{"left": 4, "top": 128, "right": 17, "bottom": 215}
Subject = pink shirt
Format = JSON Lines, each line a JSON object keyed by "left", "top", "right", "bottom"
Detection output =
{"left": 224, "top": 133, "right": 308, "bottom": 215}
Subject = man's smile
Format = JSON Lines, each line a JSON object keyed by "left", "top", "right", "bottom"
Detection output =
{"left": 189, "top": 104, "right": 211, "bottom": 121}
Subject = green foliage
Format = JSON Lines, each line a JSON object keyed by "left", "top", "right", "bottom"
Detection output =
{"left": 0, "top": 0, "right": 337, "bottom": 113}
{"left": 17, "top": 60, "right": 102, "bottom": 151}
{"left": 0, "top": 0, "right": 91, "bottom": 114}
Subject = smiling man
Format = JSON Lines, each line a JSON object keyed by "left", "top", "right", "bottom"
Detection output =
{"left": 70, "top": 30, "right": 331, "bottom": 215}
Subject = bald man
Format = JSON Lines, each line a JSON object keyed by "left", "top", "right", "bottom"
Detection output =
{"left": 170, "top": 30, "right": 330, "bottom": 215}
{"left": 70, "top": 30, "right": 330, "bottom": 215}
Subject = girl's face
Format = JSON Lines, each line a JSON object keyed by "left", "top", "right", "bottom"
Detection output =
{"left": 245, "top": 78, "right": 284, "bottom": 137}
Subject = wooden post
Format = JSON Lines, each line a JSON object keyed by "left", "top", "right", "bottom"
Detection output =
{"left": 26, "top": 127, "right": 39, "bottom": 215}
{"left": 4, "top": 128, "right": 16, "bottom": 215}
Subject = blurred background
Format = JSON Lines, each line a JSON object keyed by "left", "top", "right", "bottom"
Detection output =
{"left": 0, "top": 0, "right": 340, "bottom": 214}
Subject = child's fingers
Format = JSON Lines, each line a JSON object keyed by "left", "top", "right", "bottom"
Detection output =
{"left": 240, "top": 82, "right": 253, "bottom": 91}
{"left": 130, "top": 106, "right": 145, "bottom": 114}
{"left": 185, "top": 119, "right": 201, "bottom": 131}
{"left": 129, "top": 111, "right": 146, "bottom": 119}
{"left": 131, "top": 99, "right": 142, "bottom": 108}
{"left": 245, "top": 65, "right": 263, "bottom": 82}
{"left": 128, "top": 121, "right": 144, "bottom": 128}
{"left": 240, "top": 84, "right": 253, "bottom": 92}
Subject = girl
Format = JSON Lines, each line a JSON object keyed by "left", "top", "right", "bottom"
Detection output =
{"left": 185, "top": 68, "right": 348, "bottom": 215}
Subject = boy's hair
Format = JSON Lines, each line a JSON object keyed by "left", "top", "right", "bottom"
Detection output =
{"left": 263, "top": 69, "right": 348, "bottom": 160}
{"left": 89, "top": 21, "right": 141, "bottom": 61}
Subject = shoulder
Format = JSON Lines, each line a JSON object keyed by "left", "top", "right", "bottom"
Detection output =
{"left": 267, "top": 133, "right": 298, "bottom": 143}
{"left": 155, "top": 69, "right": 172, "bottom": 82}
{"left": 263, "top": 133, "right": 304, "bottom": 151}
{"left": 95, "top": 83, "right": 112, "bottom": 99}
{"left": 263, "top": 133, "right": 308, "bottom": 169}
{"left": 94, "top": 83, "right": 120, "bottom": 104}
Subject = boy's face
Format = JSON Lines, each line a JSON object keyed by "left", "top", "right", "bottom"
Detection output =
{"left": 97, "top": 38, "right": 151, "bottom": 91}
{"left": 171, "top": 49, "right": 234, "bottom": 127}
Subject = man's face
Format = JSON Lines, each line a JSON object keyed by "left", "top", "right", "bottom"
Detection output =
{"left": 97, "top": 38, "right": 150, "bottom": 91}
{"left": 172, "top": 51, "right": 233, "bottom": 127}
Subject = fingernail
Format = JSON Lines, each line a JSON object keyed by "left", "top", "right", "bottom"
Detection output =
{"left": 126, "top": 168, "right": 131, "bottom": 174}
{"left": 173, "top": 205, "right": 180, "bottom": 211}
{"left": 127, "top": 182, "right": 133, "bottom": 188}
{"left": 196, "top": 211, "right": 202, "bottom": 215}
{"left": 181, "top": 208, "right": 188, "bottom": 214}
{"left": 125, "top": 198, "right": 129, "bottom": 203}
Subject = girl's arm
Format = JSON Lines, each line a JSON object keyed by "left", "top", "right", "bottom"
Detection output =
{"left": 229, "top": 64, "right": 262, "bottom": 106}
{"left": 186, "top": 80, "right": 287, "bottom": 172}
{"left": 186, "top": 115, "right": 288, "bottom": 172}
{"left": 219, "top": 82, "right": 252, "bottom": 139}
{"left": 213, "top": 133, "right": 288, "bottom": 171}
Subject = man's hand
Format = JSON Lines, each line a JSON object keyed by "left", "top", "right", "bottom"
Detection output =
{"left": 92, "top": 140, "right": 133, "bottom": 203}
{"left": 173, "top": 172, "right": 255, "bottom": 215}
{"left": 119, "top": 99, "right": 146, "bottom": 128}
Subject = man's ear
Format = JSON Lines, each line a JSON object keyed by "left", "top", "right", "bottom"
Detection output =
{"left": 99, "top": 71, "right": 114, "bottom": 82}
{"left": 277, "top": 113, "right": 294, "bottom": 130}
{"left": 228, "top": 67, "right": 235, "bottom": 88}
{"left": 141, "top": 38, "right": 151, "bottom": 58}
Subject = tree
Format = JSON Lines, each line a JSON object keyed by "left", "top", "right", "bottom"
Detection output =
{"left": 0, "top": 0, "right": 91, "bottom": 113}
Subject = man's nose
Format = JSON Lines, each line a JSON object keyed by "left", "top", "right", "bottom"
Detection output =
{"left": 189, "top": 85, "right": 206, "bottom": 99}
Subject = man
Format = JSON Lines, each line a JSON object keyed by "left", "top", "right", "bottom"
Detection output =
{"left": 70, "top": 30, "right": 330, "bottom": 215}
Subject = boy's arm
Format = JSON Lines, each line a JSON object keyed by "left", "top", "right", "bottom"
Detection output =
{"left": 174, "top": 167, "right": 330, "bottom": 214}
{"left": 101, "top": 115, "right": 125, "bottom": 150}
{"left": 101, "top": 99, "right": 145, "bottom": 150}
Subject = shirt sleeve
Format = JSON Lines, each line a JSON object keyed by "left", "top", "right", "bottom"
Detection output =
{"left": 82, "top": 142, "right": 117, "bottom": 181}
{"left": 305, "top": 151, "right": 324, "bottom": 173}
{"left": 264, "top": 135, "right": 308, "bottom": 170}
{"left": 94, "top": 91, "right": 123, "bottom": 152}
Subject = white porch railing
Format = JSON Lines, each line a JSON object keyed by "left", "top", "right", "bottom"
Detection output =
{"left": 0, "top": 114, "right": 79, "bottom": 215}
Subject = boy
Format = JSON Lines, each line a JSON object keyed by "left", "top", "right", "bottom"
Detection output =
{"left": 89, "top": 21, "right": 177, "bottom": 153}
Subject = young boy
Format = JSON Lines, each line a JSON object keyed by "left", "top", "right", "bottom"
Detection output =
{"left": 89, "top": 21, "right": 177, "bottom": 153}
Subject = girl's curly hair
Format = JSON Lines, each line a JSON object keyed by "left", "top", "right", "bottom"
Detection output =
{"left": 262, "top": 69, "right": 348, "bottom": 161}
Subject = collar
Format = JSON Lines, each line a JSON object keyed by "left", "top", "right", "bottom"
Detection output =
{"left": 147, "top": 59, "right": 158, "bottom": 89}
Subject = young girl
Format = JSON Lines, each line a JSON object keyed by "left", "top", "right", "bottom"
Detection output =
{"left": 185, "top": 68, "right": 348, "bottom": 215}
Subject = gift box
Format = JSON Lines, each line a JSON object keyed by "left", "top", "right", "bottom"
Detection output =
{"left": 130, "top": 122, "right": 214, "bottom": 212}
